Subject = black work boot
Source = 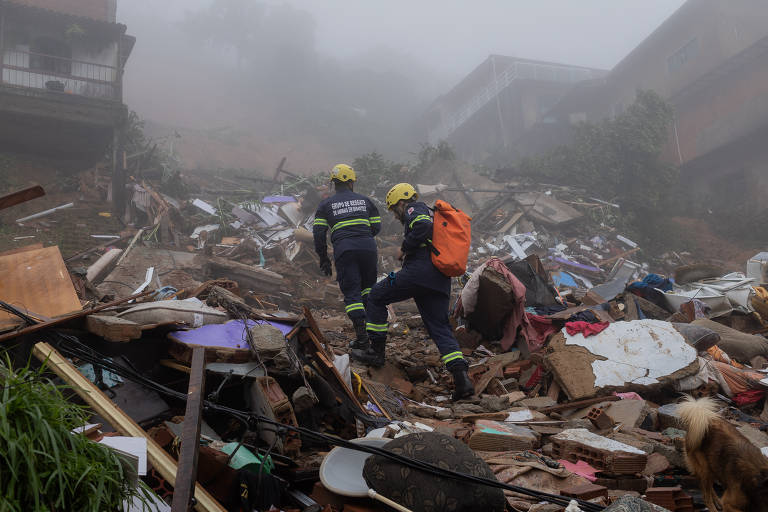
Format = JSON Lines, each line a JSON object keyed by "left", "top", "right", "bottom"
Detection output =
{"left": 349, "top": 317, "right": 369, "bottom": 351}
{"left": 451, "top": 365, "right": 474, "bottom": 401}
{"left": 350, "top": 336, "right": 385, "bottom": 367}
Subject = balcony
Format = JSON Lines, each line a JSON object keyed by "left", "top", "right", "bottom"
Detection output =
{"left": 1, "top": 48, "right": 121, "bottom": 101}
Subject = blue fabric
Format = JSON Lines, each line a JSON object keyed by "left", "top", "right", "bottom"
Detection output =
{"left": 335, "top": 249, "right": 378, "bottom": 320}
{"left": 639, "top": 273, "right": 673, "bottom": 292}
{"left": 627, "top": 274, "right": 673, "bottom": 310}
{"left": 313, "top": 190, "right": 381, "bottom": 261}
{"left": 367, "top": 270, "right": 465, "bottom": 370}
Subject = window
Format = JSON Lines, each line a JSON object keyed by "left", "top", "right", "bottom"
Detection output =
{"left": 668, "top": 38, "right": 699, "bottom": 73}
{"left": 29, "top": 37, "right": 72, "bottom": 75}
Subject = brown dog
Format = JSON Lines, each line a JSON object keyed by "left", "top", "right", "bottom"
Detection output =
{"left": 677, "top": 396, "right": 768, "bottom": 511}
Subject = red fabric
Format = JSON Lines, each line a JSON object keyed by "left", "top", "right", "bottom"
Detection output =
{"left": 732, "top": 390, "right": 765, "bottom": 406}
{"left": 525, "top": 313, "right": 559, "bottom": 350}
{"left": 565, "top": 321, "right": 610, "bottom": 337}
{"left": 455, "top": 257, "right": 555, "bottom": 353}
{"left": 524, "top": 365, "right": 543, "bottom": 388}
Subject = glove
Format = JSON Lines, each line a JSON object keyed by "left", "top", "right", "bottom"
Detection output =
{"left": 320, "top": 257, "right": 332, "bottom": 276}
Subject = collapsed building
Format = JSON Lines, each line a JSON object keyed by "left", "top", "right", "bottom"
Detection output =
{"left": 0, "top": 1, "right": 768, "bottom": 512}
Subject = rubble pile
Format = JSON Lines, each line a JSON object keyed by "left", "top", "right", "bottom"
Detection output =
{"left": 1, "top": 169, "right": 767, "bottom": 512}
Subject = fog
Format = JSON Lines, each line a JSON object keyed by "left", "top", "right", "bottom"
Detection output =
{"left": 117, "top": 0, "right": 685, "bottom": 172}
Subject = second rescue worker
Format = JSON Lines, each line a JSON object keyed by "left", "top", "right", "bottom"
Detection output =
{"left": 350, "top": 183, "right": 474, "bottom": 401}
{"left": 313, "top": 164, "right": 381, "bottom": 350}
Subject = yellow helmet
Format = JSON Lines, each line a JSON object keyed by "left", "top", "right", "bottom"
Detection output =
{"left": 330, "top": 164, "right": 356, "bottom": 182}
{"left": 385, "top": 183, "right": 418, "bottom": 210}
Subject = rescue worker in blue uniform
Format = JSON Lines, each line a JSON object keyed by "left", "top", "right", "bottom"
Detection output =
{"left": 350, "top": 183, "right": 474, "bottom": 401}
{"left": 313, "top": 164, "right": 381, "bottom": 350}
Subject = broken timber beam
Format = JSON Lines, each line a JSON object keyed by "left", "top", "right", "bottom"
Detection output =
{"left": 32, "top": 343, "right": 225, "bottom": 512}
{"left": 205, "top": 257, "right": 283, "bottom": 292}
{"left": 0, "top": 185, "right": 45, "bottom": 212}
{"left": 0, "top": 290, "right": 154, "bottom": 344}
{"left": 85, "top": 314, "right": 142, "bottom": 342}
{"left": 171, "top": 347, "right": 206, "bottom": 512}
{"left": 537, "top": 395, "right": 620, "bottom": 415}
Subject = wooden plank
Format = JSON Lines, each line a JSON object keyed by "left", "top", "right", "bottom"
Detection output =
{"left": 0, "top": 243, "right": 43, "bottom": 257}
{"left": 115, "top": 228, "right": 145, "bottom": 267}
{"left": 631, "top": 294, "right": 672, "bottom": 319}
{"left": 171, "top": 347, "right": 206, "bottom": 512}
{"left": 160, "top": 359, "right": 192, "bottom": 375}
{"left": 547, "top": 381, "right": 562, "bottom": 402}
{"left": 65, "top": 234, "right": 132, "bottom": 263}
{"left": 206, "top": 257, "right": 283, "bottom": 290}
{"left": 472, "top": 362, "right": 504, "bottom": 397}
{"left": 624, "top": 294, "right": 639, "bottom": 321}
{"left": 0, "top": 185, "right": 45, "bottom": 211}
{"left": 537, "top": 395, "right": 620, "bottom": 415}
{"left": 32, "top": 343, "right": 225, "bottom": 512}
{"left": 305, "top": 329, "right": 365, "bottom": 412}
{"left": 0, "top": 246, "right": 82, "bottom": 330}
{"left": 0, "top": 290, "right": 153, "bottom": 344}
{"left": 360, "top": 379, "right": 391, "bottom": 420}
{"left": 597, "top": 248, "right": 640, "bottom": 268}
{"left": 302, "top": 307, "right": 334, "bottom": 360}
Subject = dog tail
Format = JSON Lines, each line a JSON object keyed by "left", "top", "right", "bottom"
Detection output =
{"left": 677, "top": 395, "right": 719, "bottom": 450}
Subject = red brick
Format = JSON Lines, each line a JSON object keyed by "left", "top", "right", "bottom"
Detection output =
{"left": 561, "top": 483, "right": 608, "bottom": 500}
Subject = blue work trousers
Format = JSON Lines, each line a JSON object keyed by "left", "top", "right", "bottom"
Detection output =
{"left": 366, "top": 271, "right": 466, "bottom": 370}
{"left": 335, "top": 249, "right": 377, "bottom": 320}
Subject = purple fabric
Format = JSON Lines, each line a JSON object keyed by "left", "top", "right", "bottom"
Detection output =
{"left": 552, "top": 257, "right": 601, "bottom": 273}
{"left": 262, "top": 196, "right": 297, "bottom": 204}
{"left": 169, "top": 319, "right": 294, "bottom": 349}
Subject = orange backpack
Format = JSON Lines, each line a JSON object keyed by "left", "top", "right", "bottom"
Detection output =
{"left": 430, "top": 200, "right": 472, "bottom": 277}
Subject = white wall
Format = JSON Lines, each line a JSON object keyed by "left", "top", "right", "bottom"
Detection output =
{"left": 2, "top": 18, "right": 119, "bottom": 99}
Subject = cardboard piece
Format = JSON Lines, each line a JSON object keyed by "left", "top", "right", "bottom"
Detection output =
{"left": 0, "top": 246, "right": 81, "bottom": 330}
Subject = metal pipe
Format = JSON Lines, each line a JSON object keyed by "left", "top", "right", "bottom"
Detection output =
{"left": 15, "top": 202, "right": 73, "bottom": 223}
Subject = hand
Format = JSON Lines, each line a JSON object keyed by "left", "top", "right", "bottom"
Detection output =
{"left": 320, "top": 258, "right": 332, "bottom": 276}
{"left": 397, "top": 249, "right": 405, "bottom": 262}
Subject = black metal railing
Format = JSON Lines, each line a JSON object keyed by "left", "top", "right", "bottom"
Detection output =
{"left": 0, "top": 48, "right": 121, "bottom": 101}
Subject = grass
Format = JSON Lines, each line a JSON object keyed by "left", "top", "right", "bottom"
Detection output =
{"left": 0, "top": 357, "right": 152, "bottom": 512}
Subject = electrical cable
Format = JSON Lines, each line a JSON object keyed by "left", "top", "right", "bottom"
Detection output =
{"left": 0, "top": 298, "right": 601, "bottom": 512}
{"left": 51, "top": 335, "right": 605, "bottom": 510}
{"left": 40, "top": 335, "right": 604, "bottom": 512}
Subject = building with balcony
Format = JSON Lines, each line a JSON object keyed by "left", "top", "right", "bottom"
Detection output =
{"left": 0, "top": 0, "right": 134, "bottom": 161}
{"left": 418, "top": 56, "right": 606, "bottom": 163}
{"left": 525, "top": 0, "right": 768, "bottom": 216}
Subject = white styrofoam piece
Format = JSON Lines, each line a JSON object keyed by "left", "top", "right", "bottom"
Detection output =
{"left": 761, "top": 446, "right": 768, "bottom": 458}
{"left": 99, "top": 437, "right": 147, "bottom": 475}
{"left": 72, "top": 423, "right": 101, "bottom": 434}
{"left": 190, "top": 224, "right": 220, "bottom": 239}
{"left": 192, "top": 198, "right": 217, "bottom": 215}
{"left": 616, "top": 234, "right": 638, "bottom": 248}
{"left": 553, "top": 428, "right": 645, "bottom": 455}
{"left": 503, "top": 235, "right": 527, "bottom": 259}
{"left": 563, "top": 320, "right": 697, "bottom": 388}
{"left": 131, "top": 267, "right": 154, "bottom": 295}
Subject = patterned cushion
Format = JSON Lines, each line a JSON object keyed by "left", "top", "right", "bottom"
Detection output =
{"left": 363, "top": 432, "right": 506, "bottom": 512}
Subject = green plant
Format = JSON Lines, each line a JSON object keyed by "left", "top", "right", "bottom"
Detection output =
{"left": 412, "top": 141, "right": 455, "bottom": 175}
{"left": 352, "top": 151, "right": 403, "bottom": 191}
{"left": 518, "top": 90, "right": 679, "bottom": 244}
{"left": 0, "top": 357, "right": 152, "bottom": 511}
{"left": 64, "top": 24, "right": 86, "bottom": 40}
